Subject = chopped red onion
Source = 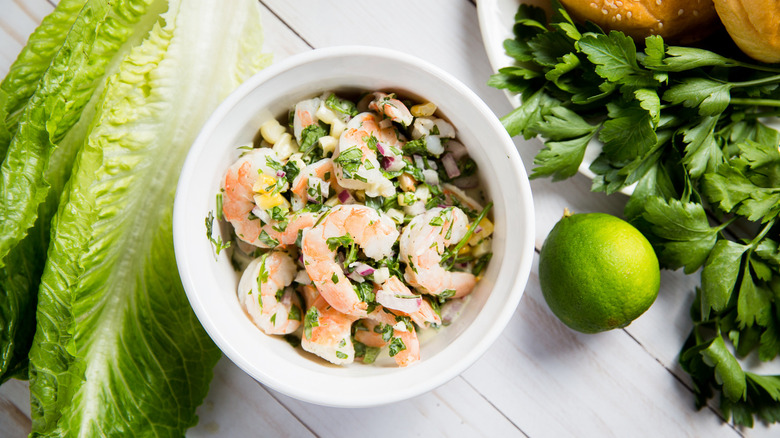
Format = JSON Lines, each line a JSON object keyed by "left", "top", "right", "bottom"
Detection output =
{"left": 338, "top": 190, "right": 352, "bottom": 203}
{"left": 276, "top": 170, "right": 286, "bottom": 178}
{"left": 445, "top": 141, "right": 468, "bottom": 160}
{"left": 452, "top": 174, "right": 479, "bottom": 189}
{"left": 441, "top": 153, "right": 460, "bottom": 178}
{"left": 380, "top": 156, "right": 394, "bottom": 170}
{"left": 376, "top": 142, "right": 387, "bottom": 156}
{"left": 355, "top": 263, "right": 375, "bottom": 276}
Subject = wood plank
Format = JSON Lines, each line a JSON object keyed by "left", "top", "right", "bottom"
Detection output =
{"left": 461, "top": 256, "right": 742, "bottom": 437}
{"left": 269, "top": 376, "right": 526, "bottom": 438}
{"left": 0, "top": 0, "right": 54, "bottom": 75}
{"left": 189, "top": 358, "right": 315, "bottom": 438}
{"left": 0, "top": 379, "right": 32, "bottom": 438}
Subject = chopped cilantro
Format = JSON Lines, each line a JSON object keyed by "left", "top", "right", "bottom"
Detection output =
{"left": 374, "top": 323, "right": 394, "bottom": 343}
{"left": 334, "top": 147, "right": 364, "bottom": 180}
{"left": 288, "top": 304, "right": 302, "bottom": 322}
{"left": 325, "top": 93, "right": 358, "bottom": 117}
{"left": 388, "top": 337, "right": 407, "bottom": 357}
{"left": 336, "top": 351, "right": 349, "bottom": 360}
{"left": 258, "top": 230, "right": 279, "bottom": 248}
{"left": 402, "top": 138, "right": 428, "bottom": 156}
{"left": 438, "top": 289, "right": 456, "bottom": 303}
{"left": 304, "top": 307, "right": 320, "bottom": 340}
{"left": 282, "top": 160, "right": 300, "bottom": 186}
{"left": 299, "top": 122, "right": 328, "bottom": 161}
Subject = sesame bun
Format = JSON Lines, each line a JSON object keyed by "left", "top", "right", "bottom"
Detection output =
{"left": 558, "top": 0, "right": 720, "bottom": 43}
{"left": 713, "top": 0, "right": 780, "bottom": 63}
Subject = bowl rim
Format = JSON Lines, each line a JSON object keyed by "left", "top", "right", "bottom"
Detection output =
{"left": 173, "top": 45, "right": 535, "bottom": 407}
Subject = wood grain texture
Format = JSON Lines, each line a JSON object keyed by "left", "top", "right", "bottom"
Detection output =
{"left": 0, "top": 0, "right": 777, "bottom": 436}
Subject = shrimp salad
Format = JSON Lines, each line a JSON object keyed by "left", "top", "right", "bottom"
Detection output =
{"left": 212, "top": 90, "right": 494, "bottom": 367}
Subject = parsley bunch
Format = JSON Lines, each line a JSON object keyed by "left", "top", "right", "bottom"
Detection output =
{"left": 490, "top": 1, "right": 780, "bottom": 427}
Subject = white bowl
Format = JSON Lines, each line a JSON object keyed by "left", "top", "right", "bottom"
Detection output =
{"left": 173, "top": 46, "right": 535, "bottom": 407}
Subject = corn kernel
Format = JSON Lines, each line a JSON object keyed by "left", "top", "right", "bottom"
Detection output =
{"left": 272, "top": 133, "right": 298, "bottom": 161}
{"left": 319, "top": 135, "right": 338, "bottom": 154}
{"left": 316, "top": 102, "right": 339, "bottom": 125}
{"left": 411, "top": 102, "right": 437, "bottom": 117}
{"left": 330, "top": 118, "right": 346, "bottom": 138}
{"left": 260, "top": 119, "right": 286, "bottom": 144}
{"left": 468, "top": 218, "right": 494, "bottom": 246}
{"left": 458, "top": 245, "right": 471, "bottom": 256}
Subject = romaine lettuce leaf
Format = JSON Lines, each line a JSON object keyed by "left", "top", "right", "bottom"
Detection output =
{"left": 0, "top": 0, "right": 164, "bottom": 383}
{"left": 1, "top": 0, "right": 88, "bottom": 157}
{"left": 28, "top": 0, "right": 270, "bottom": 434}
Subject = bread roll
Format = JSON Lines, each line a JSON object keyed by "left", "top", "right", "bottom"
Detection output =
{"left": 713, "top": 0, "right": 780, "bottom": 63}
{"left": 558, "top": 0, "right": 720, "bottom": 44}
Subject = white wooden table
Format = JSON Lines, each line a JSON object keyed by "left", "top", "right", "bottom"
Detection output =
{"left": 1, "top": 0, "right": 777, "bottom": 436}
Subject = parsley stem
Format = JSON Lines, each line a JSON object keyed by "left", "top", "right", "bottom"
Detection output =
{"left": 747, "top": 219, "right": 776, "bottom": 249}
{"left": 729, "top": 98, "right": 780, "bottom": 108}
{"left": 730, "top": 74, "right": 780, "bottom": 89}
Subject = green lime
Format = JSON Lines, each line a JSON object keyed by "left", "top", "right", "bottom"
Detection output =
{"left": 538, "top": 210, "right": 660, "bottom": 334}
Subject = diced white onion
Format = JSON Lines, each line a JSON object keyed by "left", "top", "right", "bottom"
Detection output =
{"left": 425, "top": 135, "right": 444, "bottom": 156}
{"left": 376, "top": 288, "right": 422, "bottom": 314}
{"left": 413, "top": 154, "right": 425, "bottom": 169}
{"left": 251, "top": 205, "right": 272, "bottom": 224}
{"left": 411, "top": 117, "right": 435, "bottom": 140}
{"left": 433, "top": 118, "right": 456, "bottom": 138}
{"left": 372, "top": 267, "right": 390, "bottom": 284}
{"left": 423, "top": 169, "right": 439, "bottom": 185}
{"left": 294, "top": 270, "right": 312, "bottom": 285}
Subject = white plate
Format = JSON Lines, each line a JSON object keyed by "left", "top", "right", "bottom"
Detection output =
{"left": 477, "top": 0, "right": 635, "bottom": 194}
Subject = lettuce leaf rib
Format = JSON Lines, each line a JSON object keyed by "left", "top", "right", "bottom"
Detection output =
{"left": 0, "top": 0, "right": 163, "bottom": 384}
{"left": 29, "top": 0, "right": 270, "bottom": 435}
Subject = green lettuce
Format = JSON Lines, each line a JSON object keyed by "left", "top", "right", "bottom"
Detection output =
{"left": 26, "top": 0, "right": 270, "bottom": 435}
{"left": 1, "top": 0, "right": 87, "bottom": 155}
{"left": 0, "top": 0, "right": 164, "bottom": 383}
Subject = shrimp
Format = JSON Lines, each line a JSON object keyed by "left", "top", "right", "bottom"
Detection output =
{"left": 400, "top": 206, "right": 477, "bottom": 298}
{"left": 376, "top": 276, "right": 441, "bottom": 328}
{"left": 292, "top": 97, "right": 321, "bottom": 144}
{"left": 237, "top": 251, "right": 301, "bottom": 335}
{"left": 360, "top": 307, "right": 420, "bottom": 367}
{"left": 290, "top": 158, "right": 345, "bottom": 209}
{"left": 300, "top": 285, "right": 358, "bottom": 365}
{"left": 333, "top": 113, "right": 397, "bottom": 198}
{"left": 302, "top": 205, "right": 399, "bottom": 317}
{"left": 221, "top": 148, "right": 316, "bottom": 247}
{"left": 368, "top": 92, "right": 414, "bottom": 127}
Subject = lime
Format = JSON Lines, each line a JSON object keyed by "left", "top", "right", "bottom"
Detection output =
{"left": 538, "top": 210, "right": 660, "bottom": 334}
